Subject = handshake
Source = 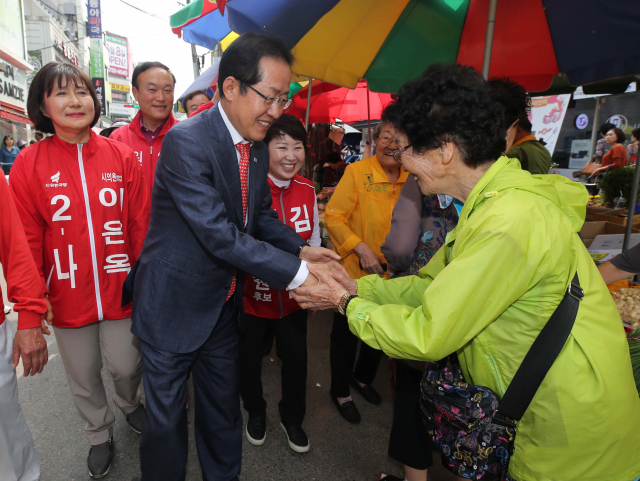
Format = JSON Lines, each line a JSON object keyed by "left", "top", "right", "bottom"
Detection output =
{"left": 292, "top": 246, "right": 358, "bottom": 311}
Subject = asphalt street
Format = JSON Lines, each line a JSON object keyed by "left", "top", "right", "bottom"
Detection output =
{"left": 6, "top": 283, "right": 454, "bottom": 481}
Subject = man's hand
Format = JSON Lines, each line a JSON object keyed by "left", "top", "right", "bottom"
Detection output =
{"left": 354, "top": 242, "right": 384, "bottom": 275}
{"left": 12, "top": 326, "right": 48, "bottom": 375}
{"left": 292, "top": 264, "right": 348, "bottom": 311}
{"left": 299, "top": 246, "right": 340, "bottom": 264}
{"left": 309, "top": 262, "right": 357, "bottom": 295}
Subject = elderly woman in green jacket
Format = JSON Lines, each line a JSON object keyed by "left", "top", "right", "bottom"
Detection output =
{"left": 293, "top": 64, "right": 640, "bottom": 481}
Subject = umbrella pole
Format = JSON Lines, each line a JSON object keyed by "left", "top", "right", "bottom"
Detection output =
{"left": 623, "top": 163, "right": 640, "bottom": 251}
{"left": 187, "top": 0, "right": 200, "bottom": 80}
{"left": 481, "top": 0, "right": 498, "bottom": 80}
{"left": 367, "top": 88, "right": 371, "bottom": 144}
{"left": 305, "top": 78, "right": 313, "bottom": 132}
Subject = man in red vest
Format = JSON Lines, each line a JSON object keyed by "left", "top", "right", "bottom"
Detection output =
{"left": 110, "top": 62, "right": 179, "bottom": 200}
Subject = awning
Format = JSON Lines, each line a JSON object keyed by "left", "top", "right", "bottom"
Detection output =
{"left": 0, "top": 107, "right": 32, "bottom": 126}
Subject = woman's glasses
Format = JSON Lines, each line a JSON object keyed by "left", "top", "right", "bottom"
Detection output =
{"left": 387, "top": 144, "right": 412, "bottom": 163}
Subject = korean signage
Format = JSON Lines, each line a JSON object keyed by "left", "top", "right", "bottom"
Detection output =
{"left": 109, "top": 81, "right": 130, "bottom": 93}
{"left": 112, "top": 91, "right": 127, "bottom": 102}
{"left": 0, "top": 63, "right": 27, "bottom": 111}
{"left": 105, "top": 34, "right": 129, "bottom": 78}
{"left": 54, "top": 40, "right": 80, "bottom": 67}
{"left": 87, "top": 0, "right": 102, "bottom": 38}
{"left": 0, "top": 0, "right": 26, "bottom": 59}
{"left": 90, "top": 38, "right": 104, "bottom": 78}
{"left": 92, "top": 78, "right": 107, "bottom": 116}
{"left": 110, "top": 104, "right": 134, "bottom": 116}
{"left": 529, "top": 94, "right": 571, "bottom": 156}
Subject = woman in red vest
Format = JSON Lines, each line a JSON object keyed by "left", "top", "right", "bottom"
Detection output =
{"left": 10, "top": 62, "right": 149, "bottom": 479}
{"left": 240, "top": 114, "right": 320, "bottom": 454}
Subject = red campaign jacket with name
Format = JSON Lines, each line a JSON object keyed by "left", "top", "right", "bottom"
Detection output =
{"left": 243, "top": 175, "right": 316, "bottom": 319}
{"left": 9, "top": 132, "right": 150, "bottom": 328}
{"left": 109, "top": 111, "right": 179, "bottom": 200}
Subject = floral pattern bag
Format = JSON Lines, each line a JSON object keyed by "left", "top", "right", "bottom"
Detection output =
{"left": 420, "top": 273, "right": 583, "bottom": 481}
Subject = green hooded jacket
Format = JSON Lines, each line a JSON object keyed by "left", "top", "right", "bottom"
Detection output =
{"left": 347, "top": 156, "right": 640, "bottom": 480}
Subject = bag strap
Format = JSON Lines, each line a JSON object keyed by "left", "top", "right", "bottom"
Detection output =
{"left": 497, "top": 273, "right": 583, "bottom": 422}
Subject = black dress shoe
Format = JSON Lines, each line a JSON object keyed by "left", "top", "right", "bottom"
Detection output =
{"left": 88, "top": 436, "right": 113, "bottom": 478}
{"left": 114, "top": 397, "right": 147, "bottom": 434}
{"left": 246, "top": 413, "right": 266, "bottom": 445}
{"left": 351, "top": 378, "right": 382, "bottom": 405}
{"left": 331, "top": 395, "right": 361, "bottom": 424}
{"left": 280, "top": 422, "right": 310, "bottom": 453}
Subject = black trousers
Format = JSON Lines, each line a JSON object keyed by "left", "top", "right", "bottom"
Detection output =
{"left": 330, "top": 312, "right": 383, "bottom": 398}
{"left": 239, "top": 309, "right": 308, "bottom": 427}
{"left": 139, "top": 300, "right": 241, "bottom": 481}
{"left": 388, "top": 360, "right": 433, "bottom": 470}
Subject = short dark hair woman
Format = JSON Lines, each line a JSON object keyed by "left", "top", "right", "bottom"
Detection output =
{"left": 239, "top": 114, "right": 319, "bottom": 453}
{"left": 292, "top": 63, "right": 640, "bottom": 481}
{"left": 10, "top": 61, "right": 150, "bottom": 478}
{"left": 592, "top": 127, "right": 629, "bottom": 176}
{"left": 0, "top": 135, "right": 20, "bottom": 166}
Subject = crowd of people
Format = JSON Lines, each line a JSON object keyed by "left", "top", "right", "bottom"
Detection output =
{"left": 0, "top": 29, "right": 639, "bottom": 481}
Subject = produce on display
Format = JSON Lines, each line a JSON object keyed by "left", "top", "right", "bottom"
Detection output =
{"left": 611, "top": 288, "right": 640, "bottom": 327}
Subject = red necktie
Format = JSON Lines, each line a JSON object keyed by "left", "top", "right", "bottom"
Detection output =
{"left": 226, "top": 142, "right": 251, "bottom": 301}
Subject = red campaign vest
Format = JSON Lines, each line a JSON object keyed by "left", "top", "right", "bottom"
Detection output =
{"left": 9, "top": 132, "right": 150, "bottom": 328}
{"left": 109, "top": 111, "right": 179, "bottom": 202}
{"left": 243, "top": 175, "right": 316, "bottom": 319}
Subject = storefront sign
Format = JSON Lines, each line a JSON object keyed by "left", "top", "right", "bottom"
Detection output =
{"left": 90, "top": 38, "right": 104, "bottom": 78}
{"left": 105, "top": 34, "right": 129, "bottom": 78}
{"left": 87, "top": 0, "right": 102, "bottom": 38}
{"left": 54, "top": 40, "right": 80, "bottom": 67}
{"left": 111, "top": 91, "right": 127, "bottom": 102}
{"left": 575, "top": 113, "right": 589, "bottom": 130}
{"left": 569, "top": 139, "right": 592, "bottom": 169}
{"left": 607, "top": 115, "right": 628, "bottom": 131}
{"left": 0, "top": 63, "right": 27, "bottom": 111}
{"left": 529, "top": 94, "right": 571, "bottom": 156}
{"left": 110, "top": 103, "right": 133, "bottom": 116}
{"left": 0, "top": 0, "right": 26, "bottom": 59}
{"left": 92, "top": 78, "right": 107, "bottom": 116}
{"left": 109, "top": 82, "right": 130, "bottom": 93}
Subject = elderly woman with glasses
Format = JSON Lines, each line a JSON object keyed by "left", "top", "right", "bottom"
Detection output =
{"left": 294, "top": 64, "right": 640, "bottom": 481}
{"left": 323, "top": 121, "right": 409, "bottom": 424}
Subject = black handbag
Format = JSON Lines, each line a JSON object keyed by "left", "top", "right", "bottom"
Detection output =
{"left": 419, "top": 273, "right": 583, "bottom": 480}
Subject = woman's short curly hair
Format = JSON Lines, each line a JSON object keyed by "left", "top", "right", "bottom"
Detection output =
{"left": 382, "top": 64, "right": 506, "bottom": 168}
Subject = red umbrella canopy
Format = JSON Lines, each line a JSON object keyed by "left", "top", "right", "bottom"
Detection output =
{"left": 286, "top": 80, "right": 393, "bottom": 124}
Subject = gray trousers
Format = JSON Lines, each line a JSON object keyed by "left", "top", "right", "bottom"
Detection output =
{"left": 0, "top": 320, "right": 40, "bottom": 481}
{"left": 54, "top": 318, "right": 142, "bottom": 445}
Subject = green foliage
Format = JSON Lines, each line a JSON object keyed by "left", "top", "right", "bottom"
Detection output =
{"left": 597, "top": 166, "right": 640, "bottom": 207}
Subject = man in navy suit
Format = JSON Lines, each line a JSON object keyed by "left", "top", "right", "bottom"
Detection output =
{"left": 129, "top": 32, "right": 339, "bottom": 481}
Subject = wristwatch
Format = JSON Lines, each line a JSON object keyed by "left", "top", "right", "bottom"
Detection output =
{"left": 338, "top": 292, "right": 358, "bottom": 316}
{"left": 295, "top": 242, "right": 310, "bottom": 257}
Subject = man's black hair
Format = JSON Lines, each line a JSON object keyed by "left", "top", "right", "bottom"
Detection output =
{"left": 599, "top": 122, "right": 616, "bottom": 136}
{"left": 182, "top": 89, "right": 212, "bottom": 111}
{"left": 218, "top": 31, "right": 294, "bottom": 99}
{"left": 632, "top": 127, "right": 640, "bottom": 141}
{"left": 488, "top": 77, "right": 531, "bottom": 129}
{"left": 518, "top": 114, "right": 533, "bottom": 133}
{"left": 132, "top": 61, "right": 176, "bottom": 89}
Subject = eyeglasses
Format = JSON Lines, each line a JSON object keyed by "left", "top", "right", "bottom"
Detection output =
{"left": 377, "top": 136, "right": 398, "bottom": 147}
{"left": 246, "top": 84, "right": 293, "bottom": 110}
{"left": 387, "top": 144, "right": 412, "bottom": 163}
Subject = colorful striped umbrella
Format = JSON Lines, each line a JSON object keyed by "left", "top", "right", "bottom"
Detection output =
{"left": 169, "top": 0, "right": 640, "bottom": 94}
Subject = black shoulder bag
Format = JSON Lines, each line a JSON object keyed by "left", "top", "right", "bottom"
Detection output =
{"left": 420, "top": 273, "right": 583, "bottom": 481}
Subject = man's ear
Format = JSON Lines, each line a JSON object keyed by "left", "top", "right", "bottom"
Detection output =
{"left": 440, "top": 142, "right": 455, "bottom": 165}
{"left": 221, "top": 77, "right": 238, "bottom": 102}
{"left": 132, "top": 86, "right": 139, "bottom": 104}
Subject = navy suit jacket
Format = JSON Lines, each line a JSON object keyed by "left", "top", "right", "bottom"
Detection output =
{"left": 129, "top": 105, "right": 305, "bottom": 353}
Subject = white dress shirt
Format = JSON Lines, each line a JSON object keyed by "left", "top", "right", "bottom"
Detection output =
{"left": 218, "top": 103, "right": 310, "bottom": 289}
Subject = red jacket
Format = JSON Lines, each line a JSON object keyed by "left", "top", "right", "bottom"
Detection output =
{"left": 0, "top": 174, "right": 47, "bottom": 329}
{"left": 10, "top": 132, "right": 149, "bottom": 328}
{"left": 243, "top": 175, "right": 316, "bottom": 319}
{"left": 109, "top": 111, "right": 179, "bottom": 200}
